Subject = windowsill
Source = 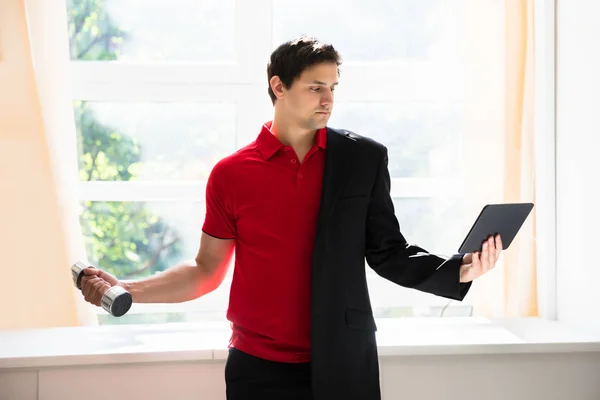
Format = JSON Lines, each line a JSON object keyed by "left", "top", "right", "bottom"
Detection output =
{"left": 1, "top": 317, "right": 600, "bottom": 370}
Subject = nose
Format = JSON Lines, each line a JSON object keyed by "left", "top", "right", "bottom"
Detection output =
{"left": 321, "top": 89, "right": 334, "bottom": 107}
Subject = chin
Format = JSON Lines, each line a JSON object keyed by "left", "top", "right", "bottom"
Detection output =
{"left": 309, "top": 117, "right": 329, "bottom": 130}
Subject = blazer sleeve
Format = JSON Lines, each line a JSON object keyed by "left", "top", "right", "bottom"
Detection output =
{"left": 365, "top": 146, "right": 472, "bottom": 301}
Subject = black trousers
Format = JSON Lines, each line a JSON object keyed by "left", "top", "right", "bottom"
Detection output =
{"left": 225, "top": 347, "right": 313, "bottom": 400}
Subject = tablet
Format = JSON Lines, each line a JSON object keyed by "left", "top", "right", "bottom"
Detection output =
{"left": 457, "top": 203, "right": 534, "bottom": 254}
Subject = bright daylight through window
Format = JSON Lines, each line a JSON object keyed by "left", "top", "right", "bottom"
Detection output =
{"left": 66, "top": 0, "right": 535, "bottom": 325}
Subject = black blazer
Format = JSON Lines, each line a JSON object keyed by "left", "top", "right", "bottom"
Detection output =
{"left": 310, "top": 128, "right": 471, "bottom": 400}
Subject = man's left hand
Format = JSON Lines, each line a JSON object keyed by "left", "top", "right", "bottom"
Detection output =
{"left": 459, "top": 234, "right": 503, "bottom": 282}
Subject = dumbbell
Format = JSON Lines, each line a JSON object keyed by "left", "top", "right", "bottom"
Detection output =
{"left": 71, "top": 261, "right": 132, "bottom": 317}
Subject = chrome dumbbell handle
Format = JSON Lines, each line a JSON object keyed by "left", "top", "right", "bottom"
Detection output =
{"left": 71, "top": 261, "right": 132, "bottom": 317}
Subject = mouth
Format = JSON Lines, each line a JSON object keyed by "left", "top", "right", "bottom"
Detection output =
{"left": 315, "top": 111, "right": 330, "bottom": 115}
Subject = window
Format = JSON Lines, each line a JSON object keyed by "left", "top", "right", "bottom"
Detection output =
{"left": 67, "top": 0, "right": 526, "bottom": 325}
{"left": 68, "top": 0, "right": 235, "bottom": 62}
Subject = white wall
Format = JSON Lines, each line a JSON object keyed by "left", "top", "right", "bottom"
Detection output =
{"left": 2, "top": 353, "right": 600, "bottom": 400}
{"left": 556, "top": 0, "right": 600, "bottom": 330}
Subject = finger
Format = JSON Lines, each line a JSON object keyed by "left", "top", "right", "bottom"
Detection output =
{"left": 92, "top": 279, "right": 109, "bottom": 306}
{"left": 472, "top": 251, "right": 481, "bottom": 272}
{"left": 82, "top": 277, "right": 95, "bottom": 302}
{"left": 92, "top": 279, "right": 106, "bottom": 305}
{"left": 80, "top": 275, "right": 95, "bottom": 292}
{"left": 481, "top": 242, "right": 490, "bottom": 272}
{"left": 83, "top": 277, "right": 101, "bottom": 301}
{"left": 85, "top": 278, "right": 104, "bottom": 304}
{"left": 80, "top": 275, "right": 89, "bottom": 290}
{"left": 488, "top": 237, "right": 496, "bottom": 267}
{"left": 494, "top": 235, "right": 503, "bottom": 262}
{"left": 81, "top": 268, "right": 100, "bottom": 290}
{"left": 81, "top": 276, "right": 94, "bottom": 297}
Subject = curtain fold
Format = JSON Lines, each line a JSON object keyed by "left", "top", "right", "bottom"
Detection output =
{"left": 501, "top": 0, "right": 537, "bottom": 317}
{"left": 0, "top": 0, "right": 96, "bottom": 329}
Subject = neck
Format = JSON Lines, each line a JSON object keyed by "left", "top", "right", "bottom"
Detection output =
{"left": 270, "top": 115, "right": 317, "bottom": 153}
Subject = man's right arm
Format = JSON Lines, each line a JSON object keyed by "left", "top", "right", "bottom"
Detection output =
{"left": 82, "top": 156, "right": 237, "bottom": 307}
{"left": 121, "top": 232, "right": 235, "bottom": 303}
{"left": 81, "top": 232, "right": 235, "bottom": 306}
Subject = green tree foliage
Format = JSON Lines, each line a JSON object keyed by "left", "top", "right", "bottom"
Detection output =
{"left": 67, "top": 0, "right": 182, "bottom": 279}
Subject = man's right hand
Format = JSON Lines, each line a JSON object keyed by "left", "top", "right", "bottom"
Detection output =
{"left": 80, "top": 267, "right": 120, "bottom": 307}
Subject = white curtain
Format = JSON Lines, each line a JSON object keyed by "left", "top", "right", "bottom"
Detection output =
{"left": 460, "top": 0, "right": 538, "bottom": 318}
{"left": 0, "top": 0, "right": 96, "bottom": 329}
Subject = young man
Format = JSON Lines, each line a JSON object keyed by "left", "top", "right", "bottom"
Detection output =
{"left": 80, "top": 36, "right": 502, "bottom": 400}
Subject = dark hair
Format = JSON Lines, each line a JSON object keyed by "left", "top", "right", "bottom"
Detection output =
{"left": 267, "top": 36, "right": 342, "bottom": 104}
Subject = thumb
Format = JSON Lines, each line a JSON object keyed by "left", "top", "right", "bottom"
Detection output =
{"left": 462, "top": 253, "right": 473, "bottom": 265}
{"left": 83, "top": 266, "right": 101, "bottom": 276}
{"left": 96, "top": 269, "right": 118, "bottom": 285}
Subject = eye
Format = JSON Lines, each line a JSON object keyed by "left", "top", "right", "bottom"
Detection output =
{"left": 310, "top": 87, "right": 320, "bottom": 92}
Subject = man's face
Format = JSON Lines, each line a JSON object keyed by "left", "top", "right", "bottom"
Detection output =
{"left": 280, "top": 62, "right": 339, "bottom": 130}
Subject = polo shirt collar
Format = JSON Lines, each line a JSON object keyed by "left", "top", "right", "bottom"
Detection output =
{"left": 256, "top": 121, "right": 328, "bottom": 160}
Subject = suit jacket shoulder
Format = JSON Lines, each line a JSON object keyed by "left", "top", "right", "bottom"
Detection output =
{"left": 327, "top": 126, "right": 387, "bottom": 158}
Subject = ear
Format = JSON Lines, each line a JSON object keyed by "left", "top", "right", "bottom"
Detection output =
{"left": 270, "top": 76, "right": 286, "bottom": 100}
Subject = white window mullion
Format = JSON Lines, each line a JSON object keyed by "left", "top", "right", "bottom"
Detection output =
{"left": 78, "top": 181, "right": 207, "bottom": 202}
{"left": 77, "top": 178, "right": 461, "bottom": 202}
{"left": 533, "top": 0, "right": 557, "bottom": 321}
{"left": 390, "top": 178, "right": 462, "bottom": 198}
{"left": 70, "top": 62, "right": 245, "bottom": 86}
{"left": 71, "top": 81, "right": 253, "bottom": 102}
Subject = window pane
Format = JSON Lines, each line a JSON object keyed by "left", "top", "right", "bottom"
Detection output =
{"left": 74, "top": 101, "right": 236, "bottom": 181}
{"left": 67, "top": 0, "right": 235, "bottom": 62}
{"left": 329, "top": 103, "right": 461, "bottom": 178}
{"left": 273, "top": 0, "right": 449, "bottom": 62}
{"left": 391, "top": 197, "right": 465, "bottom": 256}
{"left": 80, "top": 201, "right": 204, "bottom": 279}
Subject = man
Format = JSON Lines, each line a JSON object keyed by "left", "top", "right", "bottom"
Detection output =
{"left": 80, "top": 36, "right": 502, "bottom": 400}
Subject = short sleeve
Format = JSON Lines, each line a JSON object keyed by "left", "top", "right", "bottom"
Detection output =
{"left": 202, "top": 162, "right": 236, "bottom": 239}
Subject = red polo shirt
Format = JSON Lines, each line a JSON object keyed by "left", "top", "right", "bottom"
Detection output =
{"left": 202, "top": 121, "right": 327, "bottom": 363}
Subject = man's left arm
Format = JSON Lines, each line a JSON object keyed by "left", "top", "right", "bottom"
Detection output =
{"left": 365, "top": 146, "right": 501, "bottom": 301}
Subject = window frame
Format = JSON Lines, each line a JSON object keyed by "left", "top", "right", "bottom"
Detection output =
{"left": 70, "top": 0, "right": 557, "bottom": 320}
